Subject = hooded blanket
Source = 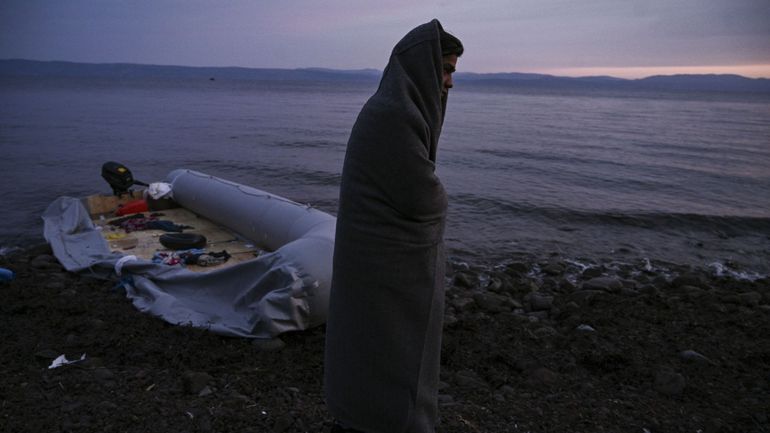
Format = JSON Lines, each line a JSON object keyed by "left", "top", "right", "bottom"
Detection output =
{"left": 324, "top": 20, "right": 449, "bottom": 433}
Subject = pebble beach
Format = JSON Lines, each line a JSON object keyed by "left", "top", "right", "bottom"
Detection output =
{"left": 2, "top": 244, "right": 769, "bottom": 432}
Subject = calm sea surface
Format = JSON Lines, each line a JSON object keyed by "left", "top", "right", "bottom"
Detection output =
{"left": 2, "top": 76, "right": 769, "bottom": 275}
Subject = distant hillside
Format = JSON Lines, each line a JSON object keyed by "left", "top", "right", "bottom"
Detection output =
{"left": 455, "top": 71, "right": 770, "bottom": 94}
{"left": 0, "top": 59, "right": 381, "bottom": 82}
{"left": 2, "top": 59, "right": 769, "bottom": 94}
{"left": 635, "top": 74, "right": 770, "bottom": 93}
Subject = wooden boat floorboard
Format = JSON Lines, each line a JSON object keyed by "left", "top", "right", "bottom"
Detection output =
{"left": 86, "top": 194, "right": 261, "bottom": 272}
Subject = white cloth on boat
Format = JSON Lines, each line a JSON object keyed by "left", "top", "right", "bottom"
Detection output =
{"left": 146, "top": 182, "right": 173, "bottom": 199}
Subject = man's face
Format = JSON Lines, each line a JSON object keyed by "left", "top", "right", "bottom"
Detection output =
{"left": 442, "top": 54, "right": 458, "bottom": 98}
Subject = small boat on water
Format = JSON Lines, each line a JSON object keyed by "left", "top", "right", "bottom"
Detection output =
{"left": 43, "top": 168, "right": 335, "bottom": 339}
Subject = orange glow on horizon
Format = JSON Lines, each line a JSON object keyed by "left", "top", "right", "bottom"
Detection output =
{"left": 525, "top": 64, "right": 770, "bottom": 79}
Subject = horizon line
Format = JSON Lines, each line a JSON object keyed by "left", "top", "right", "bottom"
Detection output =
{"left": 3, "top": 57, "right": 770, "bottom": 81}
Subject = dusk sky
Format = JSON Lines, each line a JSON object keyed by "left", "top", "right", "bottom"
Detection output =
{"left": 2, "top": 0, "right": 769, "bottom": 79}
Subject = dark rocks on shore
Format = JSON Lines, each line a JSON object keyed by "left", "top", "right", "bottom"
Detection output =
{"left": 30, "top": 254, "right": 61, "bottom": 270}
{"left": 453, "top": 272, "right": 476, "bottom": 289}
{"left": 453, "top": 369, "right": 489, "bottom": 391}
{"left": 183, "top": 371, "right": 214, "bottom": 395}
{"left": 3, "top": 246, "right": 770, "bottom": 432}
{"left": 567, "top": 289, "right": 607, "bottom": 306}
{"left": 654, "top": 369, "right": 686, "bottom": 396}
{"left": 582, "top": 266, "right": 605, "bottom": 279}
{"left": 252, "top": 337, "right": 286, "bottom": 352}
{"left": 504, "top": 261, "right": 530, "bottom": 278}
{"left": 439, "top": 254, "right": 770, "bottom": 429}
{"left": 679, "top": 350, "right": 715, "bottom": 365}
{"left": 736, "top": 291, "right": 763, "bottom": 307}
{"left": 582, "top": 276, "right": 623, "bottom": 292}
{"left": 527, "top": 367, "right": 559, "bottom": 386}
{"left": 672, "top": 272, "right": 708, "bottom": 288}
{"left": 541, "top": 263, "right": 565, "bottom": 276}
{"left": 525, "top": 292, "right": 554, "bottom": 312}
{"left": 472, "top": 292, "right": 512, "bottom": 314}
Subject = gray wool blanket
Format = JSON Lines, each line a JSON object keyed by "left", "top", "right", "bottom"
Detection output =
{"left": 324, "top": 19, "right": 450, "bottom": 433}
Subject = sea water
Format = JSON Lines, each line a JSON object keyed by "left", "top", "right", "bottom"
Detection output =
{"left": 1, "top": 75, "right": 769, "bottom": 274}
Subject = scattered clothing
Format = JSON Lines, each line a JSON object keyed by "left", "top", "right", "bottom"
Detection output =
{"left": 146, "top": 220, "right": 192, "bottom": 232}
{"left": 152, "top": 249, "right": 202, "bottom": 266}
{"left": 152, "top": 249, "right": 231, "bottom": 267}
{"left": 117, "top": 216, "right": 192, "bottom": 233}
{"left": 108, "top": 214, "right": 146, "bottom": 226}
{"left": 194, "top": 251, "right": 231, "bottom": 267}
{"left": 119, "top": 217, "right": 158, "bottom": 232}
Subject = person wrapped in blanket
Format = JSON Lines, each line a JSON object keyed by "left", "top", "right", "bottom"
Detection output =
{"left": 324, "top": 19, "right": 463, "bottom": 433}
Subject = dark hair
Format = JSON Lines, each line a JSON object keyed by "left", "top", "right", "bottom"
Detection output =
{"left": 440, "top": 29, "right": 463, "bottom": 57}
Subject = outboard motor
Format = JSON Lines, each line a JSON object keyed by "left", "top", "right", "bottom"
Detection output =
{"left": 101, "top": 161, "right": 149, "bottom": 196}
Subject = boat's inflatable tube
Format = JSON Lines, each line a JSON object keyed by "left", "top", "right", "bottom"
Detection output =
{"left": 165, "top": 168, "right": 336, "bottom": 325}
{"left": 43, "top": 169, "right": 336, "bottom": 338}
{"left": 167, "top": 169, "right": 335, "bottom": 273}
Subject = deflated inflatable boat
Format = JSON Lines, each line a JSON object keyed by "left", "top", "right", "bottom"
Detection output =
{"left": 42, "top": 169, "right": 335, "bottom": 338}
